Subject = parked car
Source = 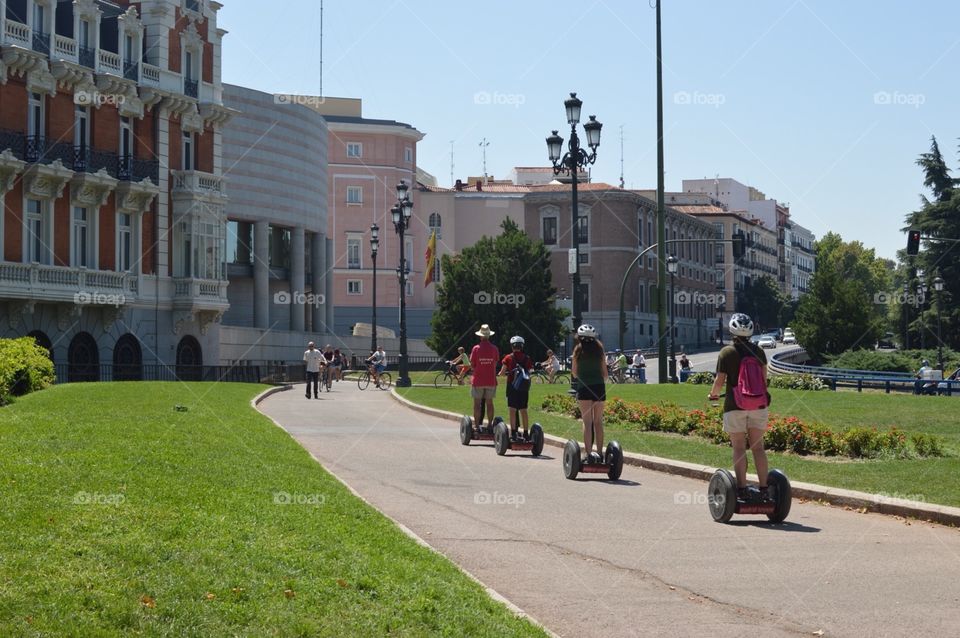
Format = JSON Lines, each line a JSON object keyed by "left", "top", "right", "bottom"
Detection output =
{"left": 757, "top": 335, "right": 776, "bottom": 349}
{"left": 783, "top": 333, "right": 797, "bottom": 345}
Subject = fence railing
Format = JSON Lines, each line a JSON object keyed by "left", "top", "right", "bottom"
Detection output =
{"left": 54, "top": 363, "right": 298, "bottom": 385}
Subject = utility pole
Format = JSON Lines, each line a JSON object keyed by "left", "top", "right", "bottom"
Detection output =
{"left": 655, "top": 0, "right": 669, "bottom": 383}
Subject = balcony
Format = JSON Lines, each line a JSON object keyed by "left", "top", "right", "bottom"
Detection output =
{"left": 142, "top": 63, "right": 161, "bottom": 85}
{"left": 0, "top": 262, "right": 137, "bottom": 306}
{"left": 78, "top": 45, "right": 96, "bottom": 69}
{"left": 123, "top": 60, "right": 139, "bottom": 82}
{"left": 118, "top": 155, "right": 160, "bottom": 183}
{"left": 184, "top": 78, "right": 199, "bottom": 99}
{"left": 172, "top": 277, "right": 229, "bottom": 334}
{"left": 32, "top": 32, "right": 50, "bottom": 54}
{"left": 53, "top": 34, "right": 77, "bottom": 62}
{"left": 4, "top": 20, "right": 30, "bottom": 47}
{"left": 173, "top": 170, "right": 225, "bottom": 196}
{"left": 98, "top": 49, "right": 122, "bottom": 76}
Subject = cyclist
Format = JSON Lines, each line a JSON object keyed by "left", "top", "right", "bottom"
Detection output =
{"left": 321, "top": 344, "right": 335, "bottom": 390}
{"left": 330, "top": 348, "right": 343, "bottom": 382}
{"left": 366, "top": 345, "right": 386, "bottom": 387}
{"left": 453, "top": 346, "right": 471, "bottom": 385}
{"left": 572, "top": 324, "right": 607, "bottom": 462}
{"left": 615, "top": 349, "right": 629, "bottom": 383}
{"left": 498, "top": 336, "right": 534, "bottom": 439}
{"left": 470, "top": 324, "right": 499, "bottom": 432}
{"left": 540, "top": 349, "right": 560, "bottom": 383}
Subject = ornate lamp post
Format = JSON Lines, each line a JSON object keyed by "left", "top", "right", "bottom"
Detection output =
{"left": 391, "top": 181, "right": 413, "bottom": 388}
{"left": 934, "top": 275, "right": 945, "bottom": 372}
{"left": 546, "top": 93, "right": 602, "bottom": 335}
{"left": 918, "top": 281, "right": 928, "bottom": 351}
{"left": 903, "top": 283, "right": 911, "bottom": 350}
{"left": 667, "top": 255, "right": 678, "bottom": 383}
{"left": 369, "top": 223, "right": 379, "bottom": 353}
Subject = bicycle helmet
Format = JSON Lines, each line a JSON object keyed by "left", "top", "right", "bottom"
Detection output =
{"left": 728, "top": 313, "right": 754, "bottom": 338}
{"left": 922, "top": 359, "right": 930, "bottom": 367}
{"left": 509, "top": 335, "right": 525, "bottom": 346}
{"left": 577, "top": 324, "right": 597, "bottom": 339}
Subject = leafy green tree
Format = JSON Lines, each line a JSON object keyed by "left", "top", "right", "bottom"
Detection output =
{"left": 426, "top": 219, "right": 566, "bottom": 361}
{"left": 737, "top": 275, "right": 786, "bottom": 332}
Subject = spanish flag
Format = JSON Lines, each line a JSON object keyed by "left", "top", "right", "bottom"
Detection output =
{"left": 424, "top": 230, "right": 437, "bottom": 287}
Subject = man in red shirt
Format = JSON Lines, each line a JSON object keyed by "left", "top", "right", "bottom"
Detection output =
{"left": 470, "top": 324, "right": 500, "bottom": 431}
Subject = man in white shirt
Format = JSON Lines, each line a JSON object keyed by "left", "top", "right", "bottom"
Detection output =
{"left": 632, "top": 350, "right": 647, "bottom": 384}
{"left": 303, "top": 341, "right": 325, "bottom": 399}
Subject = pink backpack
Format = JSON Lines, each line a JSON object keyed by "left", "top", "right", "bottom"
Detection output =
{"left": 733, "top": 344, "right": 768, "bottom": 410}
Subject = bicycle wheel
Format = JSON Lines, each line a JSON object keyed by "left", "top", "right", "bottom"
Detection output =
{"left": 554, "top": 372, "right": 570, "bottom": 385}
{"left": 435, "top": 371, "right": 453, "bottom": 389}
{"left": 325, "top": 371, "right": 332, "bottom": 392}
{"left": 357, "top": 373, "right": 370, "bottom": 390}
{"left": 378, "top": 372, "right": 393, "bottom": 390}
{"left": 533, "top": 372, "right": 546, "bottom": 384}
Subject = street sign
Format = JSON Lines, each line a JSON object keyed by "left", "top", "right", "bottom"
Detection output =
{"left": 568, "top": 249, "right": 578, "bottom": 274}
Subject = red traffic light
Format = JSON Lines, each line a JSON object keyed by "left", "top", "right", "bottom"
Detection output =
{"left": 906, "top": 230, "right": 921, "bottom": 256}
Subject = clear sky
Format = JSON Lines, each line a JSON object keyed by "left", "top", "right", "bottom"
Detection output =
{"left": 219, "top": 0, "right": 960, "bottom": 260}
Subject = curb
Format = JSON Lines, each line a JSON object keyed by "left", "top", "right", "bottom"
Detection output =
{"left": 253, "top": 388, "right": 559, "bottom": 638}
{"left": 390, "top": 390, "right": 960, "bottom": 527}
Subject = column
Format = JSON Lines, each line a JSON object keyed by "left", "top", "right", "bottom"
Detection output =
{"left": 325, "top": 237, "right": 335, "bottom": 336}
{"left": 311, "top": 232, "right": 324, "bottom": 333}
{"left": 290, "top": 226, "right": 305, "bottom": 332}
{"left": 254, "top": 220, "right": 269, "bottom": 329}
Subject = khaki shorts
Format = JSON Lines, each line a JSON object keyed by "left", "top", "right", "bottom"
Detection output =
{"left": 471, "top": 385, "right": 496, "bottom": 400}
{"left": 722, "top": 408, "right": 769, "bottom": 434}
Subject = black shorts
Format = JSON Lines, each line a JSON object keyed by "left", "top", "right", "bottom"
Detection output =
{"left": 506, "top": 383, "right": 530, "bottom": 410}
{"left": 576, "top": 383, "right": 606, "bottom": 402}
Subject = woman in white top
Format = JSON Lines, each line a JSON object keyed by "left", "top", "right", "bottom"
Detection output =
{"left": 540, "top": 349, "right": 560, "bottom": 383}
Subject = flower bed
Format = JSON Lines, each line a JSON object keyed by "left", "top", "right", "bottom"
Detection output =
{"left": 541, "top": 394, "right": 946, "bottom": 459}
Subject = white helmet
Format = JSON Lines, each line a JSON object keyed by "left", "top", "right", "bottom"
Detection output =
{"left": 509, "top": 335, "right": 525, "bottom": 346}
{"left": 577, "top": 324, "right": 597, "bottom": 339}
{"left": 728, "top": 313, "right": 754, "bottom": 338}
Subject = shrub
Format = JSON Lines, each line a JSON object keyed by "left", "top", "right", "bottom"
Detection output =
{"left": 767, "top": 374, "right": 828, "bottom": 391}
{"left": 0, "top": 337, "right": 55, "bottom": 405}
{"left": 827, "top": 349, "right": 914, "bottom": 373}
{"left": 687, "top": 371, "right": 716, "bottom": 385}
{"left": 911, "top": 433, "right": 946, "bottom": 457}
{"left": 842, "top": 427, "right": 885, "bottom": 458}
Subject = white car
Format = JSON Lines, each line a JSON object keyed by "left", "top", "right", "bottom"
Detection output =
{"left": 757, "top": 335, "right": 776, "bottom": 349}
{"left": 783, "top": 334, "right": 797, "bottom": 345}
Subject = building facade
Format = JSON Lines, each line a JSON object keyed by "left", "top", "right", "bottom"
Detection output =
{"left": 0, "top": 0, "right": 233, "bottom": 376}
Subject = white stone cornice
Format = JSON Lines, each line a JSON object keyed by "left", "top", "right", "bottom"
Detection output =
{"left": 50, "top": 60, "right": 96, "bottom": 92}
{"left": 71, "top": 169, "right": 118, "bottom": 208}
{"left": 2, "top": 48, "right": 56, "bottom": 94}
{"left": 181, "top": 104, "right": 205, "bottom": 133}
{"left": 0, "top": 150, "right": 27, "bottom": 195}
{"left": 94, "top": 75, "right": 145, "bottom": 118}
{"left": 74, "top": 0, "right": 103, "bottom": 21}
{"left": 23, "top": 160, "right": 75, "bottom": 201}
{"left": 199, "top": 102, "right": 238, "bottom": 128}
{"left": 141, "top": 88, "right": 195, "bottom": 115}
{"left": 119, "top": 5, "right": 143, "bottom": 35}
{"left": 182, "top": 21, "right": 203, "bottom": 50}
{"left": 116, "top": 179, "right": 160, "bottom": 214}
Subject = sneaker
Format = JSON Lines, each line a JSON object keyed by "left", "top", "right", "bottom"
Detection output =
{"left": 736, "top": 487, "right": 750, "bottom": 501}
{"left": 305, "top": 395, "right": 311, "bottom": 399}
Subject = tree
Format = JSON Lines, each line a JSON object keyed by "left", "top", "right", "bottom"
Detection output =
{"left": 426, "top": 219, "right": 566, "bottom": 361}
{"left": 737, "top": 276, "right": 786, "bottom": 332}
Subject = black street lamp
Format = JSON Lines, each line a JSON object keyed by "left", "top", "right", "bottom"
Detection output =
{"left": 918, "top": 282, "right": 928, "bottom": 351}
{"left": 546, "top": 92, "right": 602, "bottom": 336}
{"left": 369, "top": 223, "right": 379, "bottom": 353}
{"left": 934, "top": 275, "right": 945, "bottom": 371}
{"left": 667, "top": 254, "right": 678, "bottom": 383}
{"left": 903, "top": 283, "right": 911, "bottom": 350}
{"left": 391, "top": 180, "right": 413, "bottom": 388}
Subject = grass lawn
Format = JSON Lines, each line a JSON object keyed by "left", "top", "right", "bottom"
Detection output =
{"left": 0, "top": 383, "right": 547, "bottom": 637}
{"left": 398, "top": 383, "right": 960, "bottom": 508}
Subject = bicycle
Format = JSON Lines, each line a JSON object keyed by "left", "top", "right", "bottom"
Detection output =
{"left": 531, "top": 363, "right": 570, "bottom": 385}
{"left": 322, "top": 365, "right": 333, "bottom": 392}
{"left": 358, "top": 367, "right": 393, "bottom": 390}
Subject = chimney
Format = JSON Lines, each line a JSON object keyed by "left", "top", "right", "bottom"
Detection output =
{"left": 455, "top": 179, "right": 463, "bottom": 191}
{"left": 476, "top": 180, "right": 482, "bottom": 191}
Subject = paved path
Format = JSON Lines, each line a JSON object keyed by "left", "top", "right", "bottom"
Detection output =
{"left": 260, "top": 382, "right": 960, "bottom": 638}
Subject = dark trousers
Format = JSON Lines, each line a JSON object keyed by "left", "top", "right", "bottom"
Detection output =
{"left": 306, "top": 371, "right": 319, "bottom": 397}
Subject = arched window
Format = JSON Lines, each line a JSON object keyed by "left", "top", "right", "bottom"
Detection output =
{"left": 113, "top": 334, "right": 143, "bottom": 381}
{"left": 176, "top": 335, "right": 203, "bottom": 381}
{"left": 428, "top": 212, "right": 442, "bottom": 239}
{"left": 68, "top": 332, "right": 99, "bottom": 382}
{"left": 27, "top": 330, "right": 53, "bottom": 360}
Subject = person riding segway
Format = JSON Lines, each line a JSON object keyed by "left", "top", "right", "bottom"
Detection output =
{"left": 459, "top": 324, "right": 504, "bottom": 445}
{"left": 493, "top": 336, "right": 544, "bottom": 456}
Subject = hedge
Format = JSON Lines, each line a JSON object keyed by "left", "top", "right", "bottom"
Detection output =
{"left": 0, "top": 337, "right": 55, "bottom": 405}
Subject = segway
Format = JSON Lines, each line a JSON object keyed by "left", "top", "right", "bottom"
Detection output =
{"left": 459, "top": 400, "right": 502, "bottom": 445}
{"left": 493, "top": 409, "right": 544, "bottom": 456}
{"left": 707, "top": 468, "right": 792, "bottom": 524}
{"left": 562, "top": 432, "right": 623, "bottom": 480}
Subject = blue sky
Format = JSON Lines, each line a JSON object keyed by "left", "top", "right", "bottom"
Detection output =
{"left": 219, "top": 0, "right": 960, "bottom": 260}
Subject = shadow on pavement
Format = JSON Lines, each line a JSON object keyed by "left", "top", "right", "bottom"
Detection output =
{"left": 727, "top": 520, "right": 821, "bottom": 533}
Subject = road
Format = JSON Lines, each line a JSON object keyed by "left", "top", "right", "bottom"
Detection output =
{"left": 260, "top": 379, "right": 960, "bottom": 638}
{"left": 627, "top": 340, "right": 788, "bottom": 384}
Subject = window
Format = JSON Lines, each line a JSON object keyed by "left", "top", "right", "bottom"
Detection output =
{"left": 120, "top": 116, "right": 132, "bottom": 158}
{"left": 74, "top": 105, "right": 89, "bottom": 149}
{"left": 25, "top": 199, "right": 48, "bottom": 264}
{"left": 79, "top": 19, "right": 91, "bottom": 48}
{"left": 117, "top": 213, "right": 132, "bottom": 272}
{"left": 28, "top": 92, "right": 44, "bottom": 139}
{"left": 182, "top": 131, "right": 194, "bottom": 171}
{"left": 638, "top": 283, "right": 645, "bottom": 312}
{"left": 577, "top": 215, "right": 589, "bottom": 244}
{"left": 192, "top": 220, "right": 221, "bottom": 279}
{"left": 428, "top": 212, "right": 442, "bottom": 239}
{"left": 347, "top": 237, "right": 361, "bottom": 269}
{"left": 124, "top": 34, "right": 134, "bottom": 62}
{"left": 404, "top": 147, "right": 413, "bottom": 163}
{"left": 637, "top": 211, "right": 643, "bottom": 246}
{"left": 579, "top": 283, "right": 590, "bottom": 313}
{"left": 33, "top": 3, "right": 45, "bottom": 33}
{"left": 268, "top": 226, "right": 291, "bottom": 269}
{"left": 226, "top": 221, "right": 253, "bottom": 265}
{"left": 714, "top": 222, "right": 724, "bottom": 238}
{"left": 542, "top": 215, "right": 558, "bottom": 245}
{"left": 185, "top": 50, "right": 194, "bottom": 81}
{"left": 578, "top": 251, "right": 589, "bottom": 266}
{"left": 72, "top": 207, "right": 90, "bottom": 268}
{"left": 346, "top": 142, "right": 362, "bottom": 158}
{"left": 347, "top": 280, "right": 362, "bottom": 295}
{"left": 346, "top": 186, "right": 362, "bottom": 204}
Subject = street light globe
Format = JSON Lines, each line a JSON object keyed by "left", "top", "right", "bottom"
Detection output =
{"left": 564, "top": 92, "right": 582, "bottom": 125}
{"left": 370, "top": 223, "right": 379, "bottom": 241}
{"left": 546, "top": 130, "right": 563, "bottom": 163}
{"left": 402, "top": 199, "right": 413, "bottom": 220}
{"left": 584, "top": 115, "right": 602, "bottom": 149}
{"left": 934, "top": 276, "right": 945, "bottom": 292}
{"left": 666, "top": 255, "right": 678, "bottom": 275}
{"left": 390, "top": 204, "right": 402, "bottom": 225}
{"left": 396, "top": 180, "right": 409, "bottom": 202}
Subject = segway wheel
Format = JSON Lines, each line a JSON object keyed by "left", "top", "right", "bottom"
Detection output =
{"left": 563, "top": 439, "right": 581, "bottom": 480}
{"left": 766, "top": 469, "right": 792, "bottom": 523}
{"left": 708, "top": 469, "right": 737, "bottom": 523}
{"left": 494, "top": 421, "right": 510, "bottom": 456}
{"left": 486, "top": 415, "right": 504, "bottom": 436}
{"left": 460, "top": 416, "right": 473, "bottom": 446}
{"left": 605, "top": 440, "right": 624, "bottom": 480}
{"left": 530, "top": 424, "right": 544, "bottom": 456}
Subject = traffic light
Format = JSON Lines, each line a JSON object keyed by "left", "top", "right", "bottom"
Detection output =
{"left": 732, "top": 231, "right": 745, "bottom": 261}
{"left": 906, "top": 229, "right": 921, "bottom": 256}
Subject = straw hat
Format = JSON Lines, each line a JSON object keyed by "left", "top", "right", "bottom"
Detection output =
{"left": 475, "top": 324, "right": 495, "bottom": 337}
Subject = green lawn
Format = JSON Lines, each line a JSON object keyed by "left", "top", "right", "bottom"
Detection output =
{"left": 398, "top": 383, "right": 960, "bottom": 507}
{"left": 0, "top": 383, "right": 547, "bottom": 637}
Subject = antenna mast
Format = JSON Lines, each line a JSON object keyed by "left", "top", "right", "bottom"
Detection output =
{"left": 449, "top": 141, "right": 455, "bottom": 187}
{"left": 479, "top": 138, "right": 490, "bottom": 184}
{"left": 319, "top": 0, "right": 323, "bottom": 97}
{"left": 619, "top": 124, "right": 625, "bottom": 189}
